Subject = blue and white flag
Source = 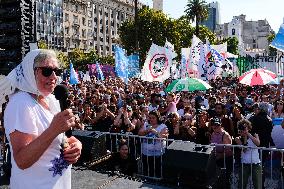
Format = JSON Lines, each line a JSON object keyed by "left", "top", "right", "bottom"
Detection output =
{"left": 270, "top": 24, "right": 284, "bottom": 52}
{"left": 181, "top": 48, "right": 190, "bottom": 78}
{"left": 96, "top": 62, "right": 104, "bottom": 80}
{"left": 114, "top": 45, "right": 128, "bottom": 83}
{"left": 69, "top": 62, "right": 79, "bottom": 85}
{"left": 205, "top": 41, "right": 224, "bottom": 80}
{"left": 128, "top": 54, "right": 140, "bottom": 78}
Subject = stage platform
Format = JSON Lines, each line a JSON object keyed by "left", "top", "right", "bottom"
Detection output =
{"left": 1, "top": 166, "right": 172, "bottom": 189}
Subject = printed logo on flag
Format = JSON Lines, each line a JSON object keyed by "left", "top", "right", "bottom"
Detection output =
{"left": 149, "top": 53, "right": 168, "bottom": 78}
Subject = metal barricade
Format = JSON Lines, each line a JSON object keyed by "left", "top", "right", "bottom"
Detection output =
{"left": 82, "top": 132, "right": 284, "bottom": 188}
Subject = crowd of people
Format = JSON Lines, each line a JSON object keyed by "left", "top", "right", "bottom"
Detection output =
{"left": 1, "top": 49, "right": 284, "bottom": 188}
{"left": 61, "top": 74, "right": 284, "bottom": 188}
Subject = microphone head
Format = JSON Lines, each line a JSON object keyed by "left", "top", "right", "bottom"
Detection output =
{"left": 54, "top": 84, "right": 68, "bottom": 101}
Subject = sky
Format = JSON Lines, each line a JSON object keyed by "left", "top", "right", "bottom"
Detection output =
{"left": 139, "top": 0, "right": 284, "bottom": 32}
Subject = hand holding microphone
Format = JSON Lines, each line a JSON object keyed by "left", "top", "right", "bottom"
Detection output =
{"left": 50, "top": 109, "right": 76, "bottom": 135}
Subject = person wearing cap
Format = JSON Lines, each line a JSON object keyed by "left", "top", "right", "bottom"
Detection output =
{"left": 210, "top": 117, "right": 233, "bottom": 188}
{"left": 244, "top": 98, "right": 254, "bottom": 116}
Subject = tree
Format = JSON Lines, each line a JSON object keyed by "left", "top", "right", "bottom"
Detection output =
{"left": 57, "top": 51, "right": 68, "bottom": 68}
{"left": 119, "top": 7, "right": 171, "bottom": 62}
{"left": 185, "top": 0, "right": 208, "bottom": 37}
{"left": 267, "top": 33, "right": 277, "bottom": 56}
{"left": 98, "top": 55, "right": 115, "bottom": 65}
{"left": 69, "top": 48, "right": 86, "bottom": 70}
{"left": 38, "top": 40, "right": 48, "bottom": 49}
{"left": 226, "top": 37, "right": 239, "bottom": 55}
{"left": 86, "top": 48, "right": 99, "bottom": 64}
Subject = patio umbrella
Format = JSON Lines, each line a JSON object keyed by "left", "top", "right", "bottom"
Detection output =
{"left": 165, "top": 78, "right": 212, "bottom": 92}
{"left": 239, "top": 68, "right": 277, "bottom": 86}
{"left": 268, "top": 76, "right": 284, "bottom": 85}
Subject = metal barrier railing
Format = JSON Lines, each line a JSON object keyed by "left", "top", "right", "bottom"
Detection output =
{"left": 95, "top": 131, "right": 284, "bottom": 189}
{"left": 0, "top": 130, "right": 283, "bottom": 188}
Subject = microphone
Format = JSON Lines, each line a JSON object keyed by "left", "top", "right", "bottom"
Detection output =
{"left": 54, "top": 84, "right": 72, "bottom": 138}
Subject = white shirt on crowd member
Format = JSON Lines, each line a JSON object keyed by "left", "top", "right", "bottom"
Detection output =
{"left": 241, "top": 138, "right": 260, "bottom": 164}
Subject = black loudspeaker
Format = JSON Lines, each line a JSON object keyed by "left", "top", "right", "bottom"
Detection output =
{"left": 163, "top": 141, "right": 216, "bottom": 188}
{"left": 72, "top": 130, "right": 107, "bottom": 164}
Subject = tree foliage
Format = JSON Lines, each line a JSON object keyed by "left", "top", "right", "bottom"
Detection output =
{"left": 185, "top": 0, "right": 208, "bottom": 37}
{"left": 38, "top": 40, "right": 48, "bottom": 49}
{"left": 57, "top": 51, "right": 68, "bottom": 68}
{"left": 267, "top": 33, "right": 277, "bottom": 56}
{"left": 119, "top": 7, "right": 217, "bottom": 63}
{"left": 226, "top": 37, "right": 239, "bottom": 55}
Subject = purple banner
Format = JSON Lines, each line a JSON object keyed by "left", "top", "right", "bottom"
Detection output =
{"left": 88, "top": 64, "right": 115, "bottom": 77}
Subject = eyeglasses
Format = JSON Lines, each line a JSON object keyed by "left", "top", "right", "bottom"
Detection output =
{"left": 35, "top": 67, "right": 62, "bottom": 77}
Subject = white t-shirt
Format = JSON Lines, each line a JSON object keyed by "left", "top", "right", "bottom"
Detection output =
{"left": 241, "top": 138, "right": 260, "bottom": 164}
{"left": 4, "top": 92, "right": 71, "bottom": 189}
{"left": 142, "top": 123, "right": 167, "bottom": 156}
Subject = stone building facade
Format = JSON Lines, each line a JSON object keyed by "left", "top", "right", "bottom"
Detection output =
{"left": 215, "top": 14, "right": 274, "bottom": 53}
{"left": 63, "top": 0, "right": 142, "bottom": 56}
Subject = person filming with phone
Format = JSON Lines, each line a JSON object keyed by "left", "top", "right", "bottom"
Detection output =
{"left": 235, "top": 119, "right": 261, "bottom": 189}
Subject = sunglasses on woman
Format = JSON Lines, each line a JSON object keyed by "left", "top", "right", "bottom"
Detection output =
{"left": 35, "top": 67, "right": 62, "bottom": 77}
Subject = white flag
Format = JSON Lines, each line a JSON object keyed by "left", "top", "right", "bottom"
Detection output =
{"left": 181, "top": 48, "right": 190, "bottom": 78}
{"left": 164, "top": 39, "right": 178, "bottom": 59}
{"left": 189, "top": 35, "right": 203, "bottom": 73}
{"left": 141, "top": 43, "right": 173, "bottom": 82}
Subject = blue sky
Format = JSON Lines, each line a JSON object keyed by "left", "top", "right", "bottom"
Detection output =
{"left": 139, "top": 0, "right": 284, "bottom": 32}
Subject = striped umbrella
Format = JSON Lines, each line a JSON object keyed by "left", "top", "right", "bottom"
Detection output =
{"left": 268, "top": 76, "right": 284, "bottom": 85}
{"left": 239, "top": 68, "right": 277, "bottom": 86}
{"left": 165, "top": 78, "right": 212, "bottom": 92}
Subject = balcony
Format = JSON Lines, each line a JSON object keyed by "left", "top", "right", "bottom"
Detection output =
{"left": 72, "top": 21, "right": 80, "bottom": 27}
{"left": 72, "top": 34, "right": 80, "bottom": 40}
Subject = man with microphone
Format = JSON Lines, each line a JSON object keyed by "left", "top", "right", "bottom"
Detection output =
{"left": 3, "top": 49, "right": 83, "bottom": 189}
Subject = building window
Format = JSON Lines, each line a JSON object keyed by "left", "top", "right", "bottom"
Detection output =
{"left": 100, "top": 19, "right": 103, "bottom": 24}
{"left": 88, "top": 20, "right": 92, "bottom": 27}
{"left": 65, "top": 13, "right": 69, "bottom": 22}
{"left": 82, "top": 17, "right": 86, "bottom": 26}
{"left": 232, "top": 29, "right": 235, "bottom": 35}
{"left": 88, "top": 10, "right": 92, "bottom": 17}
{"left": 75, "top": 5, "right": 79, "bottom": 12}
{"left": 73, "top": 15, "right": 78, "bottom": 24}
{"left": 82, "top": 29, "right": 86, "bottom": 38}
{"left": 65, "top": 27, "right": 69, "bottom": 35}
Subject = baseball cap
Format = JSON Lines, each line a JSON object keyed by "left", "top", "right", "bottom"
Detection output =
{"left": 210, "top": 117, "right": 222, "bottom": 126}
